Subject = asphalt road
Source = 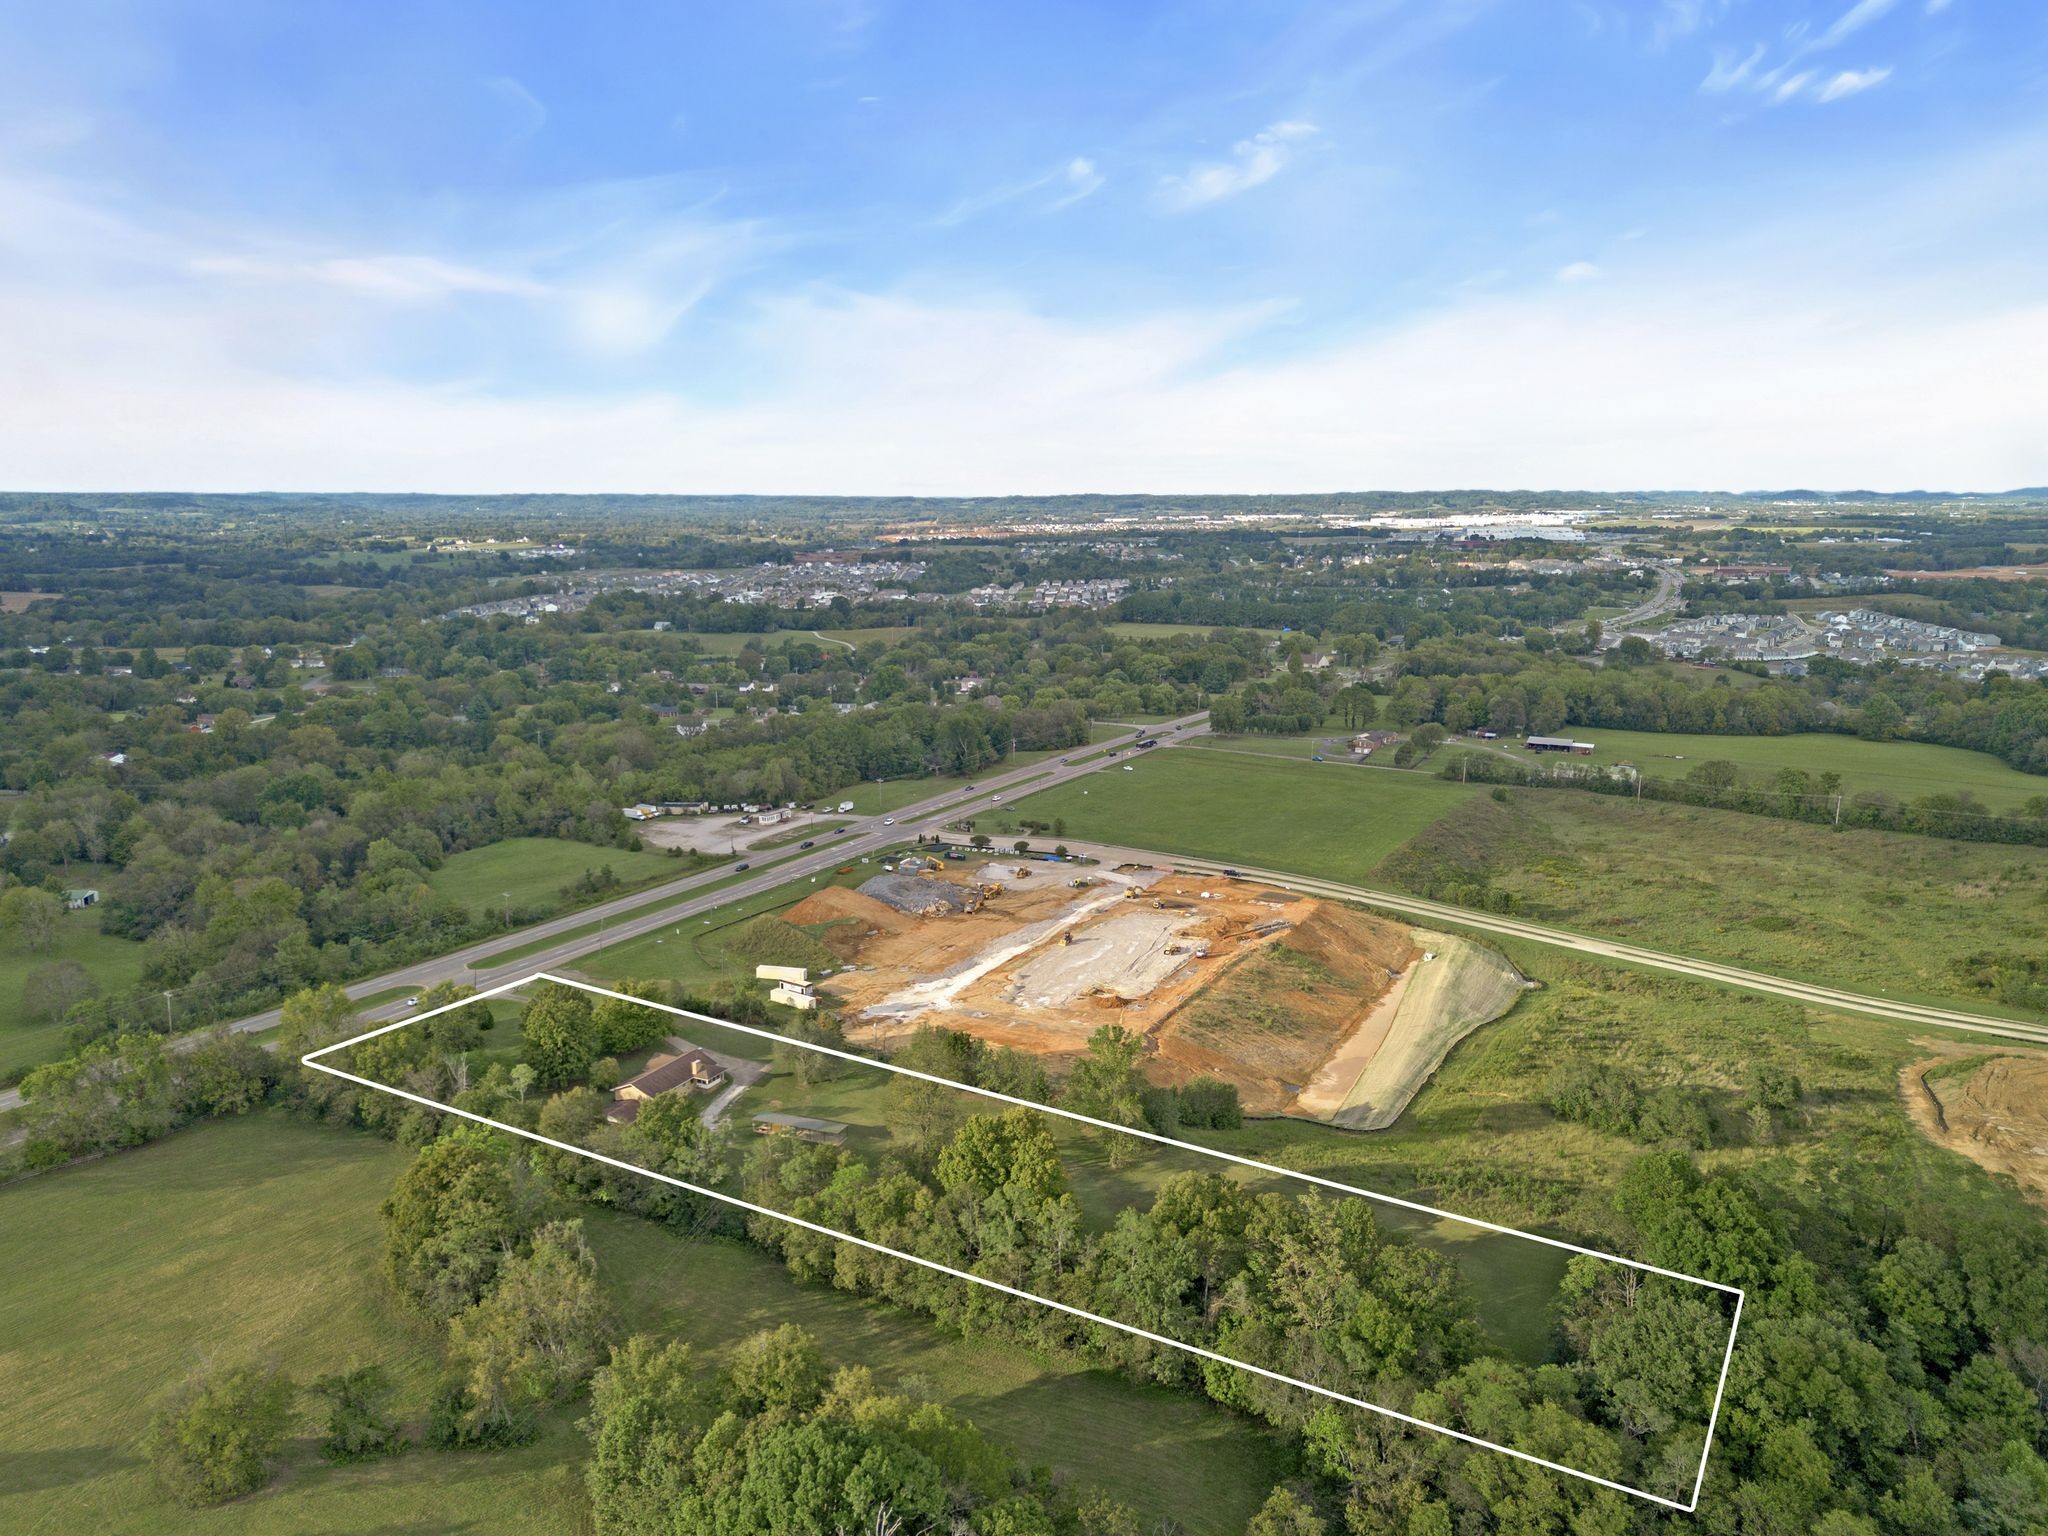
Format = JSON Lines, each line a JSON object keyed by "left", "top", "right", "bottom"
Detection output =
{"left": 0, "top": 713, "right": 1209, "bottom": 1113}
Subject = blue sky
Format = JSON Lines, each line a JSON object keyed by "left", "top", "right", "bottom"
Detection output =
{"left": 1, "top": 0, "right": 2043, "bottom": 493}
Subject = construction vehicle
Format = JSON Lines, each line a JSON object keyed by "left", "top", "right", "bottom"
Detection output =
{"left": 1060, "top": 930, "right": 1074, "bottom": 946}
{"left": 1068, "top": 876, "right": 1093, "bottom": 889}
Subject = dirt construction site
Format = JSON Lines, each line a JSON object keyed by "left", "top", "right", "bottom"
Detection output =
{"left": 780, "top": 856, "right": 1528, "bottom": 1127}
{"left": 1902, "top": 1046, "right": 2048, "bottom": 1209}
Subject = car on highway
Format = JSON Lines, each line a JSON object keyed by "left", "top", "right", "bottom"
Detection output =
{"left": 403, "top": 996, "right": 420, "bottom": 1008}
{"left": 882, "top": 816, "right": 895, "bottom": 825}
{"left": 735, "top": 862, "right": 750, "bottom": 871}
{"left": 836, "top": 826, "right": 851, "bottom": 834}
{"left": 799, "top": 839, "right": 815, "bottom": 848}
{"left": 990, "top": 794, "right": 1002, "bottom": 802}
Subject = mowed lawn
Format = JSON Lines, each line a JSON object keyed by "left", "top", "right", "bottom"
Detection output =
{"left": 1012, "top": 747, "right": 1477, "bottom": 884}
{"left": 1561, "top": 728, "right": 2047, "bottom": 810}
{"left": 0, "top": 1114, "right": 1282, "bottom": 1535}
{"left": 0, "top": 910, "right": 150, "bottom": 1077}
{"left": 428, "top": 836, "right": 682, "bottom": 915}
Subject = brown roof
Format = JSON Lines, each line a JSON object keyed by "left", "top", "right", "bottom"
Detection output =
{"left": 616, "top": 1046, "right": 725, "bottom": 1099}
{"left": 603, "top": 1098, "right": 641, "bottom": 1124}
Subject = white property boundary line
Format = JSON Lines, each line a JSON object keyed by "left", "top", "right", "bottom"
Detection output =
{"left": 304, "top": 971, "right": 1745, "bottom": 1513}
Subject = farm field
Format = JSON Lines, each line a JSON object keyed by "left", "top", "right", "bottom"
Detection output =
{"left": 1374, "top": 790, "right": 2048, "bottom": 1019}
{"left": 0, "top": 1114, "right": 1284, "bottom": 1536}
{"left": 1557, "top": 727, "right": 2048, "bottom": 809}
{"left": 0, "top": 909, "right": 150, "bottom": 1077}
{"left": 427, "top": 836, "right": 684, "bottom": 916}
{"left": 1012, "top": 747, "right": 1479, "bottom": 885}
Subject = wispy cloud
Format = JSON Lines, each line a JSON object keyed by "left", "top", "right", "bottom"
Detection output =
{"left": 936, "top": 156, "right": 1103, "bottom": 227}
{"left": 1697, "top": 0, "right": 1908, "bottom": 105}
{"left": 1816, "top": 0, "right": 1902, "bottom": 50}
{"left": 484, "top": 76, "right": 547, "bottom": 144}
{"left": 1818, "top": 65, "right": 1893, "bottom": 100}
{"left": 1556, "top": 260, "right": 1603, "bottom": 282}
{"left": 1700, "top": 43, "right": 1768, "bottom": 92}
{"left": 1158, "top": 121, "right": 1317, "bottom": 211}
{"left": 192, "top": 252, "right": 547, "bottom": 302}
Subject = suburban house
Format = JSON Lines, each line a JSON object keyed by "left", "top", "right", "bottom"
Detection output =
{"left": 603, "top": 1042, "right": 729, "bottom": 1124}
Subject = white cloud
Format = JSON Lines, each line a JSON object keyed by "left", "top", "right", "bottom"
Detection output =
{"left": 1700, "top": 43, "right": 1768, "bottom": 92}
{"left": 192, "top": 252, "right": 547, "bottom": 302}
{"left": 937, "top": 155, "right": 1104, "bottom": 226}
{"left": 1816, "top": 0, "right": 1901, "bottom": 49}
{"left": 1158, "top": 121, "right": 1317, "bottom": 211}
{"left": 1774, "top": 70, "right": 1821, "bottom": 101}
{"left": 1049, "top": 157, "right": 1105, "bottom": 209}
{"left": 1818, "top": 66, "right": 1894, "bottom": 100}
{"left": 5, "top": 254, "right": 2042, "bottom": 495}
{"left": 483, "top": 76, "right": 547, "bottom": 144}
{"left": 1556, "top": 261, "right": 1603, "bottom": 282}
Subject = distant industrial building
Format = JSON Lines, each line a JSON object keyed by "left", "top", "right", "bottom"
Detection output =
{"left": 1524, "top": 736, "right": 1596, "bottom": 755}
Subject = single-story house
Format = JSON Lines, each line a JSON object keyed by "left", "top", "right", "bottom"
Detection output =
{"left": 603, "top": 1044, "right": 729, "bottom": 1124}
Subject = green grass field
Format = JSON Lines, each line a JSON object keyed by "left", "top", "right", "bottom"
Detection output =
{"left": 1012, "top": 747, "right": 1477, "bottom": 885}
{"left": 1557, "top": 727, "right": 2047, "bottom": 810}
{"left": 427, "top": 837, "right": 685, "bottom": 916}
{"left": 0, "top": 911, "right": 151, "bottom": 1077}
{"left": 0, "top": 1114, "right": 1284, "bottom": 1535}
{"left": 1376, "top": 790, "right": 2048, "bottom": 1019}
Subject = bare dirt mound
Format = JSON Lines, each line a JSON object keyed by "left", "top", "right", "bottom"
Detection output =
{"left": 1902, "top": 1049, "right": 2048, "bottom": 1208}
{"left": 1156, "top": 905, "right": 1416, "bottom": 1113}
{"left": 783, "top": 886, "right": 910, "bottom": 961}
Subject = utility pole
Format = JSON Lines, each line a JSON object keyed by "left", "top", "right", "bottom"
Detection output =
{"left": 1833, "top": 793, "right": 1842, "bottom": 827}
{"left": 163, "top": 991, "right": 174, "bottom": 1030}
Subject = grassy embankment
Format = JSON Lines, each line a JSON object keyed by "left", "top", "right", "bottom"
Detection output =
{"left": 0, "top": 1115, "right": 1284, "bottom": 1536}
{"left": 1376, "top": 789, "right": 2048, "bottom": 1021}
